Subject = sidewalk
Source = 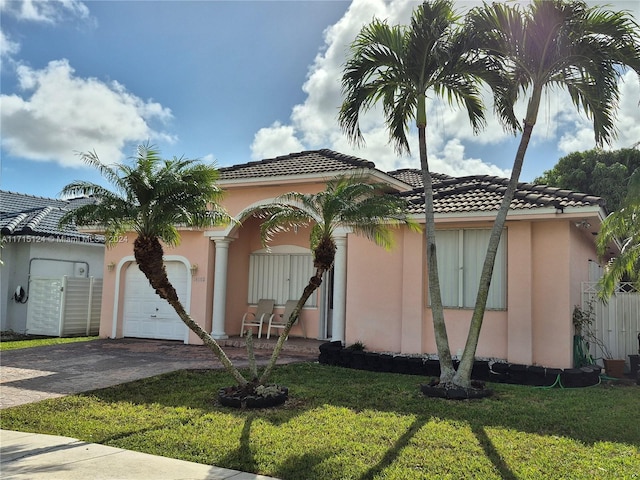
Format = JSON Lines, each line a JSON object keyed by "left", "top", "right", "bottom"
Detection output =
{"left": 1, "top": 430, "right": 279, "bottom": 480}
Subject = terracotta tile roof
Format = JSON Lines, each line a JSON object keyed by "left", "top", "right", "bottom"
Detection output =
{"left": 219, "top": 149, "right": 378, "bottom": 180}
{"left": 0, "top": 191, "right": 105, "bottom": 243}
{"left": 221, "top": 149, "right": 604, "bottom": 215}
{"left": 387, "top": 169, "right": 454, "bottom": 188}
{"left": 389, "top": 171, "right": 605, "bottom": 215}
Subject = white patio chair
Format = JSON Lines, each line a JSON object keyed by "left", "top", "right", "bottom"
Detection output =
{"left": 267, "top": 300, "right": 306, "bottom": 339}
{"left": 240, "top": 299, "right": 274, "bottom": 339}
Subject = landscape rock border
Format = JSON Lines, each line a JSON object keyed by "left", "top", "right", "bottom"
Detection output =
{"left": 319, "top": 341, "right": 602, "bottom": 388}
{"left": 218, "top": 385, "right": 289, "bottom": 409}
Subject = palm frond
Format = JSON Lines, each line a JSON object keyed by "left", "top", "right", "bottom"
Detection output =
{"left": 255, "top": 175, "right": 420, "bottom": 253}
{"left": 467, "top": 0, "right": 640, "bottom": 144}
{"left": 59, "top": 144, "right": 234, "bottom": 247}
{"left": 254, "top": 204, "right": 314, "bottom": 247}
{"left": 339, "top": 0, "right": 487, "bottom": 156}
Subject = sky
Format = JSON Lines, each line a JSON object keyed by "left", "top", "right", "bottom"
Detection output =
{"left": 1, "top": 0, "right": 639, "bottom": 200}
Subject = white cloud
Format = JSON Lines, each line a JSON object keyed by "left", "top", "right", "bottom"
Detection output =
{"left": 555, "top": 70, "right": 640, "bottom": 154}
{"left": 0, "top": 0, "right": 89, "bottom": 23}
{"left": 557, "top": 125, "right": 595, "bottom": 155}
{"left": 0, "top": 29, "right": 19, "bottom": 58}
{"left": 433, "top": 139, "right": 510, "bottom": 177}
{"left": 250, "top": 0, "right": 511, "bottom": 177}
{"left": 0, "top": 0, "right": 92, "bottom": 67}
{"left": 0, "top": 59, "right": 175, "bottom": 167}
{"left": 251, "top": 0, "right": 639, "bottom": 178}
{"left": 251, "top": 122, "right": 304, "bottom": 160}
{"left": 611, "top": 70, "right": 640, "bottom": 149}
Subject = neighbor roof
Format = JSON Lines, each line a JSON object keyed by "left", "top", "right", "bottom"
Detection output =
{"left": 389, "top": 171, "right": 606, "bottom": 215}
{"left": 0, "top": 191, "right": 105, "bottom": 243}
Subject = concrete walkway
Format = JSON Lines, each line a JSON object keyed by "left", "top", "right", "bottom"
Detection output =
{"left": 1, "top": 430, "right": 278, "bottom": 480}
{"left": 0, "top": 338, "right": 321, "bottom": 479}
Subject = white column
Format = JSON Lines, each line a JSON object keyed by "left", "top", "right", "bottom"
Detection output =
{"left": 332, "top": 234, "right": 347, "bottom": 345}
{"left": 211, "top": 238, "right": 231, "bottom": 339}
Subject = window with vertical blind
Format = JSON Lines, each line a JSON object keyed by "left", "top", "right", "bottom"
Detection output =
{"left": 248, "top": 247, "right": 316, "bottom": 307}
{"left": 433, "top": 229, "right": 507, "bottom": 309}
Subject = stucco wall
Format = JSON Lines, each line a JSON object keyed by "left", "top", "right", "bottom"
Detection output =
{"left": 96, "top": 176, "right": 599, "bottom": 369}
{"left": 223, "top": 182, "right": 329, "bottom": 219}
{"left": 531, "top": 221, "right": 572, "bottom": 367}
{"left": 507, "top": 222, "right": 533, "bottom": 364}
{"left": 100, "top": 235, "right": 132, "bottom": 338}
{"left": 178, "top": 230, "right": 215, "bottom": 344}
{"left": 342, "top": 218, "right": 584, "bottom": 369}
{"left": 569, "top": 224, "right": 599, "bottom": 309}
{"left": 99, "top": 210, "right": 320, "bottom": 343}
{"left": 344, "top": 232, "right": 406, "bottom": 352}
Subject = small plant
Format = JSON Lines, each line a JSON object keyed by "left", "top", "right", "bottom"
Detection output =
{"left": 573, "top": 300, "right": 613, "bottom": 361}
{"left": 254, "top": 384, "right": 283, "bottom": 398}
{"left": 347, "top": 341, "right": 366, "bottom": 351}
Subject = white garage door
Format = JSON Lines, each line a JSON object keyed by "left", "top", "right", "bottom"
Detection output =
{"left": 123, "top": 262, "right": 188, "bottom": 341}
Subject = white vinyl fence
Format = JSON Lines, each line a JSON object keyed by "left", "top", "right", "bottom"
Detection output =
{"left": 26, "top": 276, "right": 103, "bottom": 337}
{"left": 581, "top": 282, "right": 640, "bottom": 366}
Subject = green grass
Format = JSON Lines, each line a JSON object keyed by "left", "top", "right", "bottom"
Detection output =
{"left": 0, "top": 335, "right": 98, "bottom": 351}
{"left": 1, "top": 363, "right": 638, "bottom": 479}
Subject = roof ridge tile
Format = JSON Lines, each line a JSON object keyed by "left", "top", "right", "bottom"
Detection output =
{"left": 22, "top": 207, "right": 53, "bottom": 233}
{"left": 1, "top": 213, "right": 28, "bottom": 235}
{"left": 316, "top": 149, "right": 376, "bottom": 168}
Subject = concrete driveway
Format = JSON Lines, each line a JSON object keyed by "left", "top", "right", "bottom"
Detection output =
{"left": 0, "top": 338, "right": 319, "bottom": 409}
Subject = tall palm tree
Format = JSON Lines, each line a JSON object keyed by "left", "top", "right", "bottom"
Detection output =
{"left": 60, "top": 144, "right": 249, "bottom": 386}
{"left": 339, "top": 0, "right": 505, "bottom": 385}
{"left": 254, "top": 174, "right": 420, "bottom": 383}
{"left": 597, "top": 170, "right": 640, "bottom": 298}
{"left": 454, "top": 0, "right": 640, "bottom": 387}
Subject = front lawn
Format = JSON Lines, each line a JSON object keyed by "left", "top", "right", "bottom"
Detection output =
{"left": 1, "top": 363, "right": 638, "bottom": 479}
{"left": 0, "top": 333, "right": 98, "bottom": 351}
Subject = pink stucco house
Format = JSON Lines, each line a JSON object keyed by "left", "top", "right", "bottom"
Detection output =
{"left": 99, "top": 149, "right": 608, "bottom": 369}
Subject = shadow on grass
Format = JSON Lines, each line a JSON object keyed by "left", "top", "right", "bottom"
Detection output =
{"left": 472, "top": 424, "right": 518, "bottom": 480}
{"left": 216, "top": 414, "right": 257, "bottom": 473}
{"left": 273, "top": 451, "right": 333, "bottom": 480}
{"left": 358, "top": 416, "right": 428, "bottom": 480}
{"left": 214, "top": 412, "right": 333, "bottom": 479}
{"left": 75, "top": 363, "right": 640, "bottom": 447}
{"left": 3, "top": 362, "right": 639, "bottom": 480}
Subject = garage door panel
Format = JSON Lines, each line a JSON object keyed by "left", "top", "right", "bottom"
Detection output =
{"left": 123, "top": 262, "right": 188, "bottom": 341}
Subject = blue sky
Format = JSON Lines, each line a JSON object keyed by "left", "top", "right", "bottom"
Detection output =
{"left": 2, "top": 0, "right": 639, "bottom": 199}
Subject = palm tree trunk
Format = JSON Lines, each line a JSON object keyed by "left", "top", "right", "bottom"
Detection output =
{"left": 454, "top": 121, "right": 535, "bottom": 387}
{"left": 259, "top": 268, "right": 324, "bottom": 384}
{"left": 133, "top": 235, "right": 248, "bottom": 386}
{"left": 418, "top": 110, "right": 455, "bottom": 382}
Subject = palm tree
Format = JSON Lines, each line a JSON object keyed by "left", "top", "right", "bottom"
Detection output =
{"left": 597, "top": 170, "right": 640, "bottom": 298}
{"left": 454, "top": 0, "right": 640, "bottom": 387}
{"left": 340, "top": 0, "right": 640, "bottom": 390}
{"left": 253, "top": 174, "right": 420, "bottom": 383}
{"left": 338, "top": 0, "right": 505, "bottom": 386}
{"left": 60, "top": 144, "right": 249, "bottom": 386}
